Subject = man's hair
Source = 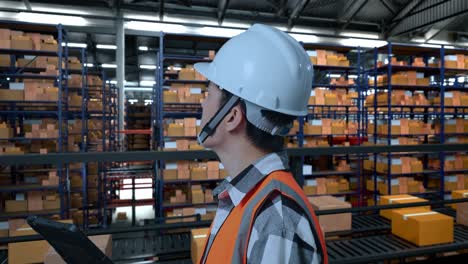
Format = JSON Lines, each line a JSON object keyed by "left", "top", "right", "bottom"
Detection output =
{"left": 220, "top": 89, "right": 296, "bottom": 153}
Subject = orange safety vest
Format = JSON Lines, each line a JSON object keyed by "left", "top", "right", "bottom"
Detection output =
{"left": 200, "top": 170, "right": 328, "bottom": 264}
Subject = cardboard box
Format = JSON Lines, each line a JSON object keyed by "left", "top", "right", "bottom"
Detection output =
{"left": 177, "top": 169, "right": 190, "bottom": 180}
{"left": 191, "top": 228, "right": 210, "bottom": 264}
{"left": 451, "top": 189, "right": 468, "bottom": 209}
{"left": 27, "top": 191, "right": 43, "bottom": 211}
{"left": 192, "top": 189, "right": 205, "bottom": 204}
{"left": 380, "top": 195, "right": 429, "bottom": 220}
{"left": 43, "top": 199, "right": 60, "bottom": 210}
{"left": 163, "top": 169, "right": 177, "bottom": 180}
{"left": 191, "top": 167, "right": 207, "bottom": 180}
{"left": 308, "top": 196, "right": 351, "bottom": 233}
{"left": 167, "top": 124, "right": 184, "bottom": 137}
{"left": 44, "top": 235, "right": 112, "bottom": 264}
{"left": 12, "top": 39, "right": 33, "bottom": 50}
{"left": 326, "top": 182, "right": 339, "bottom": 194}
{"left": 303, "top": 185, "right": 317, "bottom": 195}
{"left": 5, "top": 200, "right": 28, "bottom": 212}
{"left": 456, "top": 202, "right": 468, "bottom": 226}
{"left": 391, "top": 208, "right": 453, "bottom": 246}
{"left": 0, "top": 127, "right": 13, "bottom": 138}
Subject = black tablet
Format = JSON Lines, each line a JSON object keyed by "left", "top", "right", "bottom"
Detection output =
{"left": 27, "top": 216, "right": 113, "bottom": 264}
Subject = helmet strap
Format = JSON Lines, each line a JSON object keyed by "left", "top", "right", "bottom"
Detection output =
{"left": 198, "top": 94, "right": 241, "bottom": 144}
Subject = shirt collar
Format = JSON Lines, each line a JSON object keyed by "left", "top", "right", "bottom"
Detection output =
{"left": 213, "top": 151, "right": 289, "bottom": 206}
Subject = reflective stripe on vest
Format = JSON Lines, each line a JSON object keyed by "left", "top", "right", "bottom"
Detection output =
{"left": 201, "top": 170, "right": 328, "bottom": 264}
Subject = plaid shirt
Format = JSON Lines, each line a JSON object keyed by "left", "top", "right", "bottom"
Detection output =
{"left": 202, "top": 152, "right": 320, "bottom": 264}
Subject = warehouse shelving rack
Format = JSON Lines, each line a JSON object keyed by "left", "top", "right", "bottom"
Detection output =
{"left": 365, "top": 43, "right": 468, "bottom": 203}
{"left": 0, "top": 23, "right": 72, "bottom": 220}
{"left": 300, "top": 43, "right": 366, "bottom": 205}
{"left": 152, "top": 32, "right": 227, "bottom": 221}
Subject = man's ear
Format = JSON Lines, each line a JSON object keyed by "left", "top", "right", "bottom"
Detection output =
{"left": 224, "top": 104, "right": 245, "bottom": 132}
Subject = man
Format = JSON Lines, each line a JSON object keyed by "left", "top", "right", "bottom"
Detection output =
{"left": 195, "top": 24, "right": 327, "bottom": 264}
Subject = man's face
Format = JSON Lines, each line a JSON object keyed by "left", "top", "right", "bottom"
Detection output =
{"left": 200, "top": 82, "right": 224, "bottom": 147}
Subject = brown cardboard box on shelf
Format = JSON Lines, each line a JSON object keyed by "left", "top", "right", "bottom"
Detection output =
{"left": 0, "top": 126, "right": 13, "bottom": 139}
{"left": 167, "top": 123, "right": 184, "bottom": 137}
{"left": 5, "top": 200, "right": 27, "bottom": 212}
{"left": 392, "top": 208, "right": 453, "bottom": 246}
{"left": 380, "top": 194, "right": 429, "bottom": 220}
{"left": 191, "top": 189, "right": 204, "bottom": 204}
{"left": 27, "top": 191, "right": 43, "bottom": 211}
{"left": 0, "top": 28, "right": 11, "bottom": 39}
{"left": 303, "top": 185, "right": 317, "bottom": 195}
{"left": 205, "top": 189, "right": 214, "bottom": 203}
{"left": 176, "top": 139, "right": 189, "bottom": 150}
{"left": 457, "top": 202, "right": 468, "bottom": 226}
{"left": 0, "top": 89, "right": 24, "bottom": 101}
{"left": 191, "top": 167, "right": 207, "bottom": 180}
{"left": 445, "top": 61, "right": 457, "bottom": 68}
{"left": 12, "top": 39, "right": 33, "bottom": 50}
{"left": 43, "top": 199, "right": 60, "bottom": 210}
{"left": 451, "top": 190, "right": 468, "bottom": 209}
{"left": 177, "top": 169, "right": 190, "bottom": 180}
{"left": 44, "top": 235, "right": 112, "bottom": 264}
{"left": 191, "top": 228, "right": 210, "bottom": 264}
{"left": 308, "top": 196, "right": 351, "bottom": 233}
{"left": 179, "top": 68, "right": 196, "bottom": 80}
{"left": 326, "top": 182, "right": 339, "bottom": 194}
{"left": 182, "top": 207, "right": 196, "bottom": 222}
{"left": 164, "top": 169, "right": 177, "bottom": 180}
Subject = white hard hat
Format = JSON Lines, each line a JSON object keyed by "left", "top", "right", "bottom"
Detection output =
{"left": 194, "top": 24, "right": 313, "bottom": 117}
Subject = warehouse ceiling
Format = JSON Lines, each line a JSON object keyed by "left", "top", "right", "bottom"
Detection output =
{"left": 1, "top": 0, "right": 468, "bottom": 85}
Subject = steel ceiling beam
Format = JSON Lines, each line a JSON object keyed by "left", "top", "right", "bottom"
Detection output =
{"left": 159, "top": 0, "right": 164, "bottom": 20}
{"left": 388, "top": 0, "right": 468, "bottom": 37}
{"left": 385, "top": 0, "right": 423, "bottom": 37}
{"left": 422, "top": 15, "right": 461, "bottom": 42}
{"left": 287, "top": 0, "right": 310, "bottom": 29}
{"left": 276, "top": 0, "right": 288, "bottom": 17}
{"left": 217, "top": 0, "right": 230, "bottom": 25}
{"left": 379, "top": 0, "right": 396, "bottom": 15}
{"left": 338, "top": 0, "right": 368, "bottom": 32}
{"left": 23, "top": 0, "right": 31, "bottom": 10}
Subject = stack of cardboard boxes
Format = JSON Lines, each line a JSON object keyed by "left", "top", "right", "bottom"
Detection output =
{"left": 309, "top": 50, "right": 351, "bottom": 67}
{"left": 433, "top": 91, "right": 468, "bottom": 112}
{"left": 366, "top": 177, "right": 425, "bottom": 195}
{"left": 0, "top": 142, "right": 24, "bottom": 154}
{"left": 304, "top": 119, "right": 358, "bottom": 135}
{"left": 165, "top": 118, "right": 202, "bottom": 137}
{"left": 24, "top": 80, "right": 59, "bottom": 101}
{"left": 0, "top": 122, "right": 13, "bottom": 139}
{"left": 429, "top": 154, "right": 468, "bottom": 172}
{"left": 191, "top": 185, "right": 215, "bottom": 204}
{"left": 434, "top": 118, "right": 468, "bottom": 134}
{"left": 365, "top": 91, "right": 430, "bottom": 107}
{"left": 443, "top": 54, "right": 468, "bottom": 69}
{"left": 369, "top": 71, "right": 430, "bottom": 86}
{"left": 163, "top": 161, "right": 227, "bottom": 181}
{"left": 25, "top": 121, "right": 59, "bottom": 139}
{"left": 169, "top": 189, "right": 188, "bottom": 204}
{"left": 4, "top": 190, "right": 60, "bottom": 213}
{"left": 376, "top": 119, "right": 433, "bottom": 135}
{"left": 309, "top": 88, "right": 357, "bottom": 107}
{"left": 370, "top": 156, "right": 424, "bottom": 174}
{"left": 303, "top": 177, "right": 350, "bottom": 196}
{"left": 0, "top": 28, "right": 56, "bottom": 51}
